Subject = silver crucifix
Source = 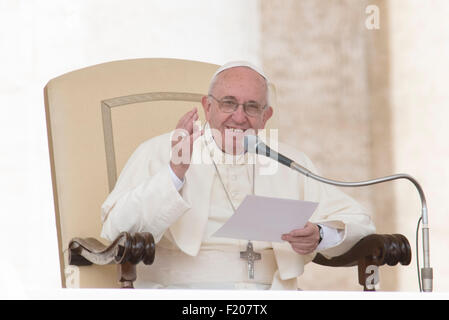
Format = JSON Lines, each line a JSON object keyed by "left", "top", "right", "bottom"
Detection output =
{"left": 240, "top": 241, "right": 261, "bottom": 279}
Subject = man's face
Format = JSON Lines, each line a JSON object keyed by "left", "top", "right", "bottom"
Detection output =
{"left": 201, "top": 67, "right": 273, "bottom": 154}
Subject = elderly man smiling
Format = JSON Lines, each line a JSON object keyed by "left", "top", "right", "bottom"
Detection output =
{"left": 100, "top": 61, "right": 375, "bottom": 290}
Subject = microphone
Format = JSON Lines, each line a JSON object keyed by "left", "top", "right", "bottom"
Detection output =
{"left": 244, "top": 135, "right": 295, "bottom": 168}
{"left": 244, "top": 134, "right": 433, "bottom": 292}
{"left": 244, "top": 135, "right": 313, "bottom": 177}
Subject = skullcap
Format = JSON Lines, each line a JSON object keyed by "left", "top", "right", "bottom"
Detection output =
{"left": 211, "top": 61, "right": 268, "bottom": 82}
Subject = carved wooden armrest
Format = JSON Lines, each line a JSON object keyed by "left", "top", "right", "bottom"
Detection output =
{"left": 68, "top": 232, "right": 155, "bottom": 288}
{"left": 68, "top": 232, "right": 410, "bottom": 290}
{"left": 312, "top": 233, "right": 411, "bottom": 291}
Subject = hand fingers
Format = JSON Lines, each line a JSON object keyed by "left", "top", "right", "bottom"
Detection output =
{"left": 182, "top": 107, "right": 197, "bottom": 120}
{"left": 172, "top": 108, "right": 199, "bottom": 146}
{"left": 284, "top": 222, "right": 315, "bottom": 238}
{"left": 181, "top": 108, "right": 198, "bottom": 126}
{"left": 281, "top": 238, "right": 316, "bottom": 255}
{"left": 291, "top": 244, "right": 316, "bottom": 255}
{"left": 177, "top": 108, "right": 198, "bottom": 131}
{"left": 284, "top": 236, "right": 318, "bottom": 255}
{"left": 184, "top": 112, "right": 199, "bottom": 133}
{"left": 281, "top": 222, "right": 320, "bottom": 255}
{"left": 282, "top": 234, "right": 317, "bottom": 245}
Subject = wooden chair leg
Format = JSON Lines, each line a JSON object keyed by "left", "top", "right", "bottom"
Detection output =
{"left": 118, "top": 262, "right": 136, "bottom": 289}
{"left": 358, "top": 258, "right": 378, "bottom": 291}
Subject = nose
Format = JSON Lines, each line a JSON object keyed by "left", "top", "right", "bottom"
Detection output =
{"left": 231, "top": 104, "right": 247, "bottom": 124}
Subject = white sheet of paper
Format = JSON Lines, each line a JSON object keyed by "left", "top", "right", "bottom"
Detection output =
{"left": 212, "top": 195, "right": 318, "bottom": 242}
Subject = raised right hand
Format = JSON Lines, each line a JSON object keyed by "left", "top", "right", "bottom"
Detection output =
{"left": 169, "top": 108, "right": 203, "bottom": 180}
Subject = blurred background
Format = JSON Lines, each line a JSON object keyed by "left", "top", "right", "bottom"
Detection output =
{"left": 1, "top": 0, "right": 448, "bottom": 292}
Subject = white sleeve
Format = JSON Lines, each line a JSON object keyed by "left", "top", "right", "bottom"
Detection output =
{"left": 168, "top": 164, "right": 185, "bottom": 191}
{"left": 316, "top": 224, "right": 345, "bottom": 252}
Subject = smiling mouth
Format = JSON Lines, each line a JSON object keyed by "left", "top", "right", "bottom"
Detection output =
{"left": 225, "top": 126, "right": 246, "bottom": 133}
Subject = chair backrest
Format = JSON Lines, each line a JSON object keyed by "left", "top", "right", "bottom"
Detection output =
{"left": 44, "top": 58, "right": 278, "bottom": 288}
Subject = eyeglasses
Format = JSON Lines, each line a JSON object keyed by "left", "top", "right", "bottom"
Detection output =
{"left": 208, "top": 95, "right": 267, "bottom": 117}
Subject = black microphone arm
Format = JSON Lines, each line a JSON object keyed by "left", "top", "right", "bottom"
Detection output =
{"left": 244, "top": 135, "right": 432, "bottom": 292}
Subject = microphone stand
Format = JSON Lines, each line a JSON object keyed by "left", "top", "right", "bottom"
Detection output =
{"left": 289, "top": 162, "right": 432, "bottom": 292}
{"left": 246, "top": 135, "right": 433, "bottom": 292}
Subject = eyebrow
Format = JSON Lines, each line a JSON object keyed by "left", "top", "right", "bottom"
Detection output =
{"left": 221, "top": 96, "right": 259, "bottom": 103}
{"left": 221, "top": 95, "right": 238, "bottom": 100}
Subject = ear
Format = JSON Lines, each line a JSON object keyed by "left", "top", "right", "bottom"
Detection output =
{"left": 261, "top": 106, "right": 273, "bottom": 127}
{"left": 201, "top": 95, "right": 211, "bottom": 121}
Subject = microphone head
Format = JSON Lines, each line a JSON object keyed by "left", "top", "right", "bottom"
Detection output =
{"left": 244, "top": 135, "right": 259, "bottom": 154}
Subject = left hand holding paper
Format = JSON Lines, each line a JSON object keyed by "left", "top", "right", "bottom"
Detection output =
{"left": 281, "top": 222, "right": 321, "bottom": 255}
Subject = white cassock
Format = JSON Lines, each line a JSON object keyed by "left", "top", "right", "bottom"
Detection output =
{"left": 101, "top": 125, "right": 375, "bottom": 290}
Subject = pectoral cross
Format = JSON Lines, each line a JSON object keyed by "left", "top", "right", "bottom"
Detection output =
{"left": 240, "top": 241, "right": 261, "bottom": 279}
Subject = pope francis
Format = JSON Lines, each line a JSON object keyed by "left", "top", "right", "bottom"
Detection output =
{"left": 100, "top": 61, "right": 375, "bottom": 290}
